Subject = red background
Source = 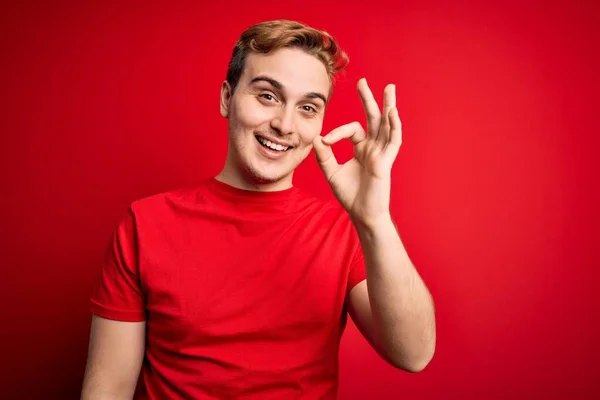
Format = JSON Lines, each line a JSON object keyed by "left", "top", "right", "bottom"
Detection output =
{"left": 1, "top": 1, "right": 599, "bottom": 398}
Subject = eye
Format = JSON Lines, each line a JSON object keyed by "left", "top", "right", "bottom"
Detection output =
{"left": 301, "top": 105, "right": 317, "bottom": 113}
{"left": 259, "top": 93, "right": 276, "bottom": 102}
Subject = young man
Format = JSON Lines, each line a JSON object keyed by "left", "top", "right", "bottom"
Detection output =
{"left": 81, "top": 19, "right": 435, "bottom": 400}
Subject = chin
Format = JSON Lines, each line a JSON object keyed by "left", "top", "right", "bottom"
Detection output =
{"left": 244, "top": 164, "right": 291, "bottom": 184}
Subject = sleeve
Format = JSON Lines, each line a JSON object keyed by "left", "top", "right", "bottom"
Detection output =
{"left": 347, "top": 241, "right": 367, "bottom": 293}
{"left": 90, "top": 206, "right": 147, "bottom": 322}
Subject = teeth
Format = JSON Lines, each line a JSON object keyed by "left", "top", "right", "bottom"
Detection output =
{"left": 258, "top": 137, "right": 289, "bottom": 152}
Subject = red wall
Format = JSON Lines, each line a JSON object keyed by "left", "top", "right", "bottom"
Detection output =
{"left": 1, "top": 1, "right": 599, "bottom": 398}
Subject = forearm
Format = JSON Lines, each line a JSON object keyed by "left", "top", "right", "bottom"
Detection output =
{"left": 81, "top": 385, "right": 133, "bottom": 400}
{"left": 355, "top": 215, "right": 436, "bottom": 371}
{"left": 81, "top": 374, "right": 138, "bottom": 400}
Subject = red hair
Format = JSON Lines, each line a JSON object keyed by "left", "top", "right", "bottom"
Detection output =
{"left": 226, "top": 19, "right": 349, "bottom": 92}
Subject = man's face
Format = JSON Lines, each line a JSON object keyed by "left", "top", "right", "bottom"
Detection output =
{"left": 220, "top": 48, "right": 330, "bottom": 187}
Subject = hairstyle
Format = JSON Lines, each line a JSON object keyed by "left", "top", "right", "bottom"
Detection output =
{"left": 226, "top": 19, "right": 349, "bottom": 93}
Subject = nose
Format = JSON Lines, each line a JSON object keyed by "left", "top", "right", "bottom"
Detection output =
{"left": 270, "top": 106, "right": 295, "bottom": 136}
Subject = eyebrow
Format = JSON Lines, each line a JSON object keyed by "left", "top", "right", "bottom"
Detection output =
{"left": 249, "top": 75, "right": 328, "bottom": 105}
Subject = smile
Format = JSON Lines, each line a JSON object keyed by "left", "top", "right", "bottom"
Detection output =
{"left": 256, "top": 136, "right": 291, "bottom": 152}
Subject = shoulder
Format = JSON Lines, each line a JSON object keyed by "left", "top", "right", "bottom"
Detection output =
{"left": 292, "top": 187, "right": 354, "bottom": 229}
{"left": 128, "top": 180, "right": 212, "bottom": 216}
{"left": 292, "top": 186, "right": 336, "bottom": 210}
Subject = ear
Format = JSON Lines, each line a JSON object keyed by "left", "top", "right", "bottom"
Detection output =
{"left": 220, "top": 80, "right": 232, "bottom": 118}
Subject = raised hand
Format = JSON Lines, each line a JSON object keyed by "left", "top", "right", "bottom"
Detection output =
{"left": 313, "top": 78, "right": 402, "bottom": 228}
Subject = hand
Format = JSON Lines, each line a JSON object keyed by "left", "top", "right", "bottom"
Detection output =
{"left": 313, "top": 78, "right": 402, "bottom": 228}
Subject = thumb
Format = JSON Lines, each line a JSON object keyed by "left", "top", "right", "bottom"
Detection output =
{"left": 312, "top": 135, "right": 340, "bottom": 179}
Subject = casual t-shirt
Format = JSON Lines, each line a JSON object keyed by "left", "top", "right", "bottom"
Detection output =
{"left": 90, "top": 178, "right": 367, "bottom": 399}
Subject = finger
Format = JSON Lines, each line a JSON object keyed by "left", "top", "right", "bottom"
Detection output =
{"left": 377, "top": 84, "right": 396, "bottom": 145}
{"left": 383, "top": 83, "right": 396, "bottom": 109}
{"left": 383, "top": 107, "right": 402, "bottom": 160}
{"left": 313, "top": 135, "right": 340, "bottom": 179}
{"left": 322, "top": 121, "right": 367, "bottom": 146}
{"left": 357, "top": 78, "right": 381, "bottom": 136}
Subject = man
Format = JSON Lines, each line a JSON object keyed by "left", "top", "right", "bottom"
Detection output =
{"left": 81, "top": 19, "right": 435, "bottom": 399}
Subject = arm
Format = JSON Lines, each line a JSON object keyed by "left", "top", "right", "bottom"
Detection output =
{"left": 313, "top": 78, "right": 436, "bottom": 372}
{"left": 81, "top": 315, "right": 146, "bottom": 400}
{"left": 347, "top": 218, "right": 435, "bottom": 372}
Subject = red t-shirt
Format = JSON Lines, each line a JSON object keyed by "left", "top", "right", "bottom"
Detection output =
{"left": 90, "top": 178, "right": 366, "bottom": 399}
